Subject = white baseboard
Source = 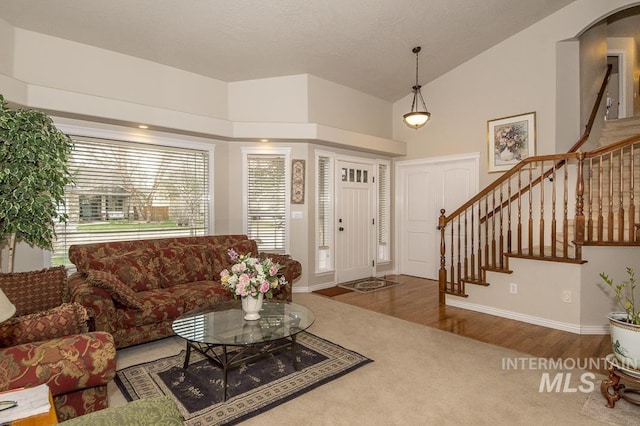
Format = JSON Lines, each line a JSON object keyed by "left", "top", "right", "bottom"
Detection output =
{"left": 445, "top": 297, "right": 610, "bottom": 335}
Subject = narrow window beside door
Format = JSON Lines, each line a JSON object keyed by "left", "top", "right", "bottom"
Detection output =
{"left": 245, "top": 153, "right": 288, "bottom": 252}
{"left": 316, "top": 153, "right": 334, "bottom": 272}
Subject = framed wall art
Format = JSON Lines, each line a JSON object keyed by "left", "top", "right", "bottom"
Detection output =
{"left": 487, "top": 111, "right": 536, "bottom": 173}
{"left": 291, "top": 159, "right": 305, "bottom": 204}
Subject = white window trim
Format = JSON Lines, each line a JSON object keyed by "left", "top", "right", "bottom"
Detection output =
{"left": 315, "top": 150, "right": 335, "bottom": 274}
{"left": 241, "top": 147, "right": 291, "bottom": 254}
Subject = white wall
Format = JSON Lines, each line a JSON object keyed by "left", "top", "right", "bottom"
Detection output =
{"left": 580, "top": 246, "right": 640, "bottom": 328}
{"left": 0, "top": 19, "right": 400, "bottom": 282}
{"left": 0, "top": 18, "right": 25, "bottom": 104}
{"left": 556, "top": 40, "right": 582, "bottom": 153}
{"left": 393, "top": 0, "right": 640, "bottom": 189}
{"left": 418, "top": 0, "right": 640, "bottom": 332}
{"left": 12, "top": 28, "right": 229, "bottom": 120}
{"left": 308, "top": 75, "right": 392, "bottom": 139}
{"left": 580, "top": 21, "right": 608, "bottom": 132}
{"left": 227, "top": 74, "right": 395, "bottom": 138}
{"left": 608, "top": 37, "right": 637, "bottom": 118}
{"left": 449, "top": 245, "right": 640, "bottom": 334}
{"left": 228, "top": 75, "right": 309, "bottom": 123}
{"left": 452, "top": 257, "right": 583, "bottom": 332}
{"left": 0, "top": 17, "right": 13, "bottom": 76}
{"left": 0, "top": 21, "right": 401, "bottom": 154}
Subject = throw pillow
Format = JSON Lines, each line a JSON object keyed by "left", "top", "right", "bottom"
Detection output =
{"left": 86, "top": 248, "right": 160, "bottom": 291}
{"left": 86, "top": 270, "right": 145, "bottom": 310}
{"left": 0, "top": 303, "right": 89, "bottom": 347}
{"left": 0, "top": 266, "right": 67, "bottom": 317}
{"left": 155, "top": 245, "right": 214, "bottom": 287}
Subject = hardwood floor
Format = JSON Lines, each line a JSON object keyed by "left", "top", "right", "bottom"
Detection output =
{"left": 314, "top": 275, "right": 611, "bottom": 372}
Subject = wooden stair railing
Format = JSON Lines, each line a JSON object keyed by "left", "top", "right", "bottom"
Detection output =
{"left": 438, "top": 135, "right": 640, "bottom": 303}
{"left": 438, "top": 65, "right": 615, "bottom": 304}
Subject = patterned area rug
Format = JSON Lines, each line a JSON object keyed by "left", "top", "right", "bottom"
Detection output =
{"left": 338, "top": 277, "right": 403, "bottom": 293}
{"left": 115, "top": 333, "right": 372, "bottom": 425}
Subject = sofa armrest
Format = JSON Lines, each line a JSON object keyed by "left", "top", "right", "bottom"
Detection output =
{"left": 68, "top": 272, "right": 117, "bottom": 334}
{"left": 0, "top": 331, "right": 116, "bottom": 397}
{"left": 259, "top": 252, "right": 301, "bottom": 283}
{"left": 258, "top": 252, "right": 300, "bottom": 302}
{"left": 0, "top": 303, "right": 89, "bottom": 347}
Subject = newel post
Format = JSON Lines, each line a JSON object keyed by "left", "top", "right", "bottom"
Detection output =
{"left": 438, "top": 209, "right": 447, "bottom": 304}
{"left": 574, "top": 152, "right": 585, "bottom": 260}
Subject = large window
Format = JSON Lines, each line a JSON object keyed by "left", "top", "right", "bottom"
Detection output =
{"left": 243, "top": 149, "right": 290, "bottom": 252}
{"left": 53, "top": 135, "right": 210, "bottom": 266}
{"left": 316, "top": 152, "right": 334, "bottom": 272}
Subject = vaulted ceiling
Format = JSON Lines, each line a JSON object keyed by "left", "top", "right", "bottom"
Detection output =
{"left": 0, "top": 0, "right": 576, "bottom": 102}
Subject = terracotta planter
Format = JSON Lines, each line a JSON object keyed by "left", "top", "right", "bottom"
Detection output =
{"left": 608, "top": 312, "right": 640, "bottom": 371}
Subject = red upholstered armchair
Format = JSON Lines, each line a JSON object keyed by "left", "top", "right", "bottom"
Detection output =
{"left": 0, "top": 266, "right": 117, "bottom": 421}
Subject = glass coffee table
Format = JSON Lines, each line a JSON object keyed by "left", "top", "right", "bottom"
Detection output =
{"left": 172, "top": 300, "right": 315, "bottom": 401}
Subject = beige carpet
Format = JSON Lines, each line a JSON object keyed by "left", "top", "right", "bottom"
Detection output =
{"left": 581, "top": 385, "right": 639, "bottom": 425}
{"left": 110, "top": 294, "right": 633, "bottom": 425}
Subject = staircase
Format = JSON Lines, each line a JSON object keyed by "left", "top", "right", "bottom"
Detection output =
{"left": 600, "top": 116, "right": 640, "bottom": 146}
{"left": 437, "top": 64, "right": 640, "bottom": 303}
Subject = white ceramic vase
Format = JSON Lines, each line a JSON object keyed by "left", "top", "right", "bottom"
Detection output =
{"left": 608, "top": 312, "right": 640, "bottom": 371}
{"left": 242, "top": 293, "right": 264, "bottom": 320}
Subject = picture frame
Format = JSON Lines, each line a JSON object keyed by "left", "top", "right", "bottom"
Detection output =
{"left": 291, "top": 159, "right": 305, "bottom": 204}
{"left": 487, "top": 112, "right": 536, "bottom": 173}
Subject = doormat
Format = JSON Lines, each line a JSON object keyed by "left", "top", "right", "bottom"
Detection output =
{"left": 337, "top": 277, "right": 403, "bottom": 293}
{"left": 115, "top": 332, "right": 372, "bottom": 425}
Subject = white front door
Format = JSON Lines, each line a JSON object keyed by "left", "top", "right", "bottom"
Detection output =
{"left": 396, "top": 154, "right": 479, "bottom": 279}
{"left": 336, "top": 160, "right": 375, "bottom": 283}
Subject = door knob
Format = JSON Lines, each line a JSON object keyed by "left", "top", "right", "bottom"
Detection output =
{"left": 339, "top": 227, "right": 344, "bottom": 231}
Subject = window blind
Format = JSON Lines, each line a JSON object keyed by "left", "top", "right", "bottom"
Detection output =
{"left": 53, "top": 136, "right": 209, "bottom": 266}
{"left": 246, "top": 154, "right": 286, "bottom": 252}
{"left": 378, "top": 163, "right": 390, "bottom": 246}
{"left": 317, "top": 156, "right": 331, "bottom": 249}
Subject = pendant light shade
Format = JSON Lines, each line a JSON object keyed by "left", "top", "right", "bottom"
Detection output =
{"left": 403, "top": 46, "right": 431, "bottom": 129}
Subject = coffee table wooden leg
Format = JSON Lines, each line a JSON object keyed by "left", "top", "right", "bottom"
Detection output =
{"left": 601, "top": 366, "right": 623, "bottom": 408}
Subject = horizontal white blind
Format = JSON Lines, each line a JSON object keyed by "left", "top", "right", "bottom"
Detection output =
{"left": 378, "top": 163, "right": 389, "bottom": 245}
{"left": 53, "top": 136, "right": 209, "bottom": 266}
{"left": 246, "top": 154, "right": 286, "bottom": 252}
{"left": 318, "top": 156, "right": 331, "bottom": 249}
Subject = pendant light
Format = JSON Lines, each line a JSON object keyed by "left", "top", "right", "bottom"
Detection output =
{"left": 403, "top": 46, "right": 431, "bottom": 129}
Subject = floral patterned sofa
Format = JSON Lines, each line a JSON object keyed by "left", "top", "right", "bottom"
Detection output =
{"left": 0, "top": 266, "right": 117, "bottom": 421}
{"left": 68, "top": 235, "right": 301, "bottom": 348}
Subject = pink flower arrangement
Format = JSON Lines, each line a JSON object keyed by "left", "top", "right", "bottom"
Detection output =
{"left": 220, "top": 249, "right": 285, "bottom": 299}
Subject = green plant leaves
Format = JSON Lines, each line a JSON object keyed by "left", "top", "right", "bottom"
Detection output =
{"left": 600, "top": 268, "right": 640, "bottom": 324}
{"left": 0, "top": 94, "right": 73, "bottom": 254}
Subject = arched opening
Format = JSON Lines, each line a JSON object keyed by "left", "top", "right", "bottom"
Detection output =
{"left": 556, "top": 5, "right": 640, "bottom": 153}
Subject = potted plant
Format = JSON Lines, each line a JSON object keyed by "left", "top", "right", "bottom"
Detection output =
{"left": 600, "top": 267, "right": 640, "bottom": 371}
{"left": 0, "top": 94, "right": 73, "bottom": 273}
